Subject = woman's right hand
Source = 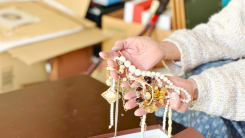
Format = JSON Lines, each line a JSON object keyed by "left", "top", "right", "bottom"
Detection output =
{"left": 99, "top": 36, "right": 181, "bottom": 74}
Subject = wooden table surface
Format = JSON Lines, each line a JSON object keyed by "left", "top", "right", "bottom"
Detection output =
{"left": 0, "top": 75, "right": 157, "bottom": 138}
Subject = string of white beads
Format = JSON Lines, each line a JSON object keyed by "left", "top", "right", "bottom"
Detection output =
{"left": 156, "top": 72, "right": 160, "bottom": 77}
{"left": 129, "top": 65, "right": 136, "bottom": 73}
{"left": 124, "top": 60, "right": 131, "bottom": 67}
{"left": 145, "top": 71, "right": 150, "bottom": 76}
{"left": 165, "top": 85, "right": 191, "bottom": 103}
{"left": 119, "top": 56, "right": 126, "bottom": 62}
{"left": 114, "top": 55, "right": 192, "bottom": 104}
{"left": 141, "top": 71, "right": 147, "bottom": 76}
{"left": 141, "top": 115, "right": 146, "bottom": 138}
{"left": 162, "top": 98, "right": 170, "bottom": 131}
{"left": 151, "top": 71, "right": 156, "bottom": 76}
{"left": 135, "top": 69, "right": 141, "bottom": 76}
{"left": 168, "top": 108, "right": 172, "bottom": 138}
{"left": 109, "top": 102, "right": 114, "bottom": 129}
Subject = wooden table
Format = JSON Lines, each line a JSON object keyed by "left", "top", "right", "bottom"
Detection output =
{"left": 0, "top": 75, "right": 157, "bottom": 138}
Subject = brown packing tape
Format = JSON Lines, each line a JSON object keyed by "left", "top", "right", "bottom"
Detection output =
{"left": 8, "top": 28, "right": 108, "bottom": 65}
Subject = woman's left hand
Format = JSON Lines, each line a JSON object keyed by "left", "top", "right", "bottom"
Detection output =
{"left": 123, "top": 76, "right": 198, "bottom": 116}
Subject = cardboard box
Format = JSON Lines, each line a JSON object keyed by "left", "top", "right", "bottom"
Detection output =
{"left": 7, "top": 0, "right": 108, "bottom": 65}
{"left": 0, "top": 52, "right": 48, "bottom": 93}
{"left": 49, "top": 47, "right": 93, "bottom": 81}
{"left": 101, "top": 9, "right": 173, "bottom": 52}
{"left": 0, "top": 2, "right": 82, "bottom": 46}
{"left": 0, "top": 0, "right": 108, "bottom": 93}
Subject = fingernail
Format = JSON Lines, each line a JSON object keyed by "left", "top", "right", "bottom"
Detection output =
{"left": 114, "top": 41, "right": 120, "bottom": 45}
{"left": 134, "top": 111, "right": 140, "bottom": 116}
{"left": 124, "top": 105, "right": 130, "bottom": 110}
{"left": 112, "top": 47, "right": 117, "bottom": 51}
{"left": 170, "top": 92, "right": 179, "bottom": 100}
{"left": 124, "top": 94, "right": 129, "bottom": 99}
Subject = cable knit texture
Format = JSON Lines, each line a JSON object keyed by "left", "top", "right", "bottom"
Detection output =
{"left": 164, "top": 0, "right": 245, "bottom": 121}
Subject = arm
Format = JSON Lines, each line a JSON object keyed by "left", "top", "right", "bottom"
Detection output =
{"left": 164, "top": 0, "right": 245, "bottom": 76}
{"left": 189, "top": 59, "right": 245, "bottom": 121}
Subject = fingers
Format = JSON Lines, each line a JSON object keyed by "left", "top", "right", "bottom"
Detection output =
{"left": 124, "top": 90, "right": 136, "bottom": 100}
{"left": 110, "top": 70, "right": 118, "bottom": 80}
{"left": 99, "top": 51, "right": 120, "bottom": 59}
{"left": 121, "top": 81, "right": 130, "bottom": 88}
{"left": 107, "top": 59, "right": 119, "bottom": 80}
{"left": 123, "top": 81, "right": 142, "bottom": 99}
{"left": 121, "top": 80, "right": 141, "bottom": 88}
{"left": 131, "top": 81, "right": 141, "bottom": 87}
{"left": 169, "top": 92, "right": 180, "bottom": 109}
{"left": 124, "top": 100, "right": 137, "bottom": 110}
{"left": 112, "top": 40, "right": 125, "bottom": 51}
{"left": 134, "top": 108, "right": 148, "bottom": 116}
{"left": 169, "top": 92, "right": 188, "bottom": 113}
{"left": 124, "top": 98, "right": 148, "bottom": 116}
{"left": 107, "top": 59, "right": 118, "bottom": 68}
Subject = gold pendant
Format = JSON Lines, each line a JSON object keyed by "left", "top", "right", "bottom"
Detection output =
{"left": 143, "top": 103, "right": 159, "bottom": 113}
{"left": 101, "top": 88, "right": 121, "bottom": 104}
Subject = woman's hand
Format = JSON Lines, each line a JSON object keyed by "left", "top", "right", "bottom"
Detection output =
{"left": 99, "top": 36, "right": 181, "bottom": 71}
{"left": 123, "top": 77, "right": 198, "bottom": 116}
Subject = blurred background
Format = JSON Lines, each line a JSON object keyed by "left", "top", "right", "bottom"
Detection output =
{"left": 0, "top": 0, "right": 230, "bottom": 94}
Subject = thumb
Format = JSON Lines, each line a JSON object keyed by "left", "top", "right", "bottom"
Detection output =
{"left": 169, "top": 92, "right": 181, "bottom": 110}
{"left": 112, "top": 40, "right": 125, "bottom": 51}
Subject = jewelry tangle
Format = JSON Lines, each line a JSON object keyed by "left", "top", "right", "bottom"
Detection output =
{"left": 101, "top": 51, "right": 191, "bottom": 138}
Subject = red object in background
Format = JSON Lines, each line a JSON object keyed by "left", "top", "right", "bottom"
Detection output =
{"left": 90, "top": 2, "right": 100, "bottom": 6}
{"left": 133, "top": 0, "right": 153, "bottom": 23}
{"left": 150, "top": 14, "right": 159, "bottom": 24}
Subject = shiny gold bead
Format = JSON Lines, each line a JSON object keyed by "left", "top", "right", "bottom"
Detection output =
{"left": 106, "top": 79, "right": 111, "bottom": 86}
{"left": 168, "top": 111, "right": 172, "bottom": 117}
{"left": 119, "top": 69, "right": 124, "bottom": 73}
{"left": 168, "top": 120, "right": 172, "bottom": 125}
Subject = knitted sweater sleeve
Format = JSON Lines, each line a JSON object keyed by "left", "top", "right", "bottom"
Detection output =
{"left": 190, "top": 60, "right": 245, "bottom": 121}
{"left": 163, "top": 0, "right": 245, "bottom": 121}
{"left": 164, "top": 0, "right": 245, "bottom": 76}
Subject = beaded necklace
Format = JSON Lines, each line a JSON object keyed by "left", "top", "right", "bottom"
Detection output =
{"left": 101, "top": 51, "right": 191, "bottom": 138}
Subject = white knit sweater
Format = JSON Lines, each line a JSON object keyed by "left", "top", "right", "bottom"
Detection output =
{"left": 164, "top": 0, "right": 245, "bottom": 121}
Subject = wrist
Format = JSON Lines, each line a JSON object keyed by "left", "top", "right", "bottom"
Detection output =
{"left": 158, "top": 41, "right": 181, "bottom": 61}
{"left": 188, "top": 79, "right": 198, "bottom": 101}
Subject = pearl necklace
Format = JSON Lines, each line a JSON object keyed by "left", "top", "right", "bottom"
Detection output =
{"left": 101, "top": 51, "right": 191, "bottom": 138}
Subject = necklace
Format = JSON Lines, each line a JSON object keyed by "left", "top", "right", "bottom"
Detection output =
{"left": 101, "top": 51, "right": 191, "bottom": 138}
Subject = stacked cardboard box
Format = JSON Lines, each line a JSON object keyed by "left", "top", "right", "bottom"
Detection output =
{"left": 0, "top": 0, "right": 108, "bottom": 93}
